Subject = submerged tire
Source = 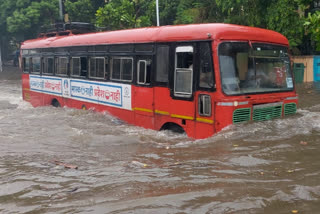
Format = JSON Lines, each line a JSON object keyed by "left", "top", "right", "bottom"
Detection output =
{"left": 51, "top": 99, "right": 61, "bottom": 107}
{"left": 161, "top": 123, "right": 185, "bottom": 134}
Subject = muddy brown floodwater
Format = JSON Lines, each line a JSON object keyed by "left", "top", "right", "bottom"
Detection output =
{"left": 1, "top": 67, "right": 320, "bottom": 214}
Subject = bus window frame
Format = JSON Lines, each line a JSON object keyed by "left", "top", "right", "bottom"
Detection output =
{"left": 89, "top": 57, "right": 106, "bottom": 80}
{"left": 155, "top": 44, "right": 170, "bottom": 86}
{"left": 22, "top": 57, "right": 31, "bottom": 73}
{"left": 55, "top": 56, "right": 69, "bottom": 77}
{"left": 137, "top": 59, "right": 152, "bottom": 85}
{"left": 31, "top": 56, "right": 41, "bottom": 74}
{"left": 197, "top": 41, "right": 216, "bottom": 92}
{"left": 43, "top": 57, "right": 54, "bottom": 75}
{"left": 217, "top": 41, "right": 294, "bottom": 96}
{"left": 70, "top": 57, "right": 81, "bottom": 77}
{"left": 110, "top": 56, "right": 134, "bottom": 82}
{"left": 173, "top": 45, "right": 194, "bottom": 98}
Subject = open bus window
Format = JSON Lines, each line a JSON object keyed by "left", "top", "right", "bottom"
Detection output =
{"left": 137, "top": 59, "right": 151, "bottom": 85}
{"left": 199, "top": 42, "right": 214, "bottom": 89}
{"left": 110, "top": 57, "right": 133, "bottom": 82}
{"left": 174, "top": 46, "right": 193, "bottom": 97}
{"left": 55, "top": 57, "right": 68, "bottom": 76}
{"left": 156, "top": 45, "right": 169, "bottom": 83}
{"left": 23, "top": 57, "right": 30, "bottom": 73}
{"left": 31, "top": 57, "right": 41, "bottom": 73}
{"left": 71, "top": 57, "right": 81, "bottom": 76}
{"left": 218, "top": 42, "right": 293, "bottom": 95}
{"left": 43, "top": 57, "right": 54, "bottom": 75}
{"left": 89, "top": 57, "right": 105, "bottom": 79}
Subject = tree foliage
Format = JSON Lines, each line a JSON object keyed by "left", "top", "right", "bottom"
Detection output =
{"left": 6, "top": 0, "right": 59, "bottom": 39}
{"left": 305, "top": 11, "right": 320, "bottom": 50}
{"left": 65, "top": 0, "right": 104, "bottom": 23}
{"left": 96, "top": 0, "right": 154, "bottom": 30}
{"left": 266, "top": 0, "right": 304, "bottom": 47}
{"left": 1, "top": 0, "right": 320, "bottom": 55}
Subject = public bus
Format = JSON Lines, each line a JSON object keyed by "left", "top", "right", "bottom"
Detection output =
{"left": 20, "top": 23, "right": 298, "bottom": 139}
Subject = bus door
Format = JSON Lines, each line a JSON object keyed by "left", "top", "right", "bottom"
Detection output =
{"left": 133, "top": 56, "right": 154, "bottom": 128}
{"left": 195, "top": 42, "right": 216, "bottom": 139}
{"left": 169, "top": 45, "right": 196, "bottom": 134}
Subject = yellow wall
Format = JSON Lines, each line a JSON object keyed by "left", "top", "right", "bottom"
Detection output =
{"left": 291, "top": 56, "right": 314, "bottom": 82}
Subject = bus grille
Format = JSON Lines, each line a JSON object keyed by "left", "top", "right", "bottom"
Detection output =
{"left": 233, "top": 108, "right": 251, "bottom": 124}
{"left": 253, "top": 105, "right": 282, "bottom": 121}
{"left": 284, "top": 103, "right": 297, "bottom": 116}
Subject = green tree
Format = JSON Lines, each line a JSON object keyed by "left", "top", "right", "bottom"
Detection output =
{"left": 214, "top": 0, "right": 269, "bottom": 26}
{"left": 96, "top": 0, "right": 154, "bottom": 30}
{"left": 305, "top": 11, "right": 320, "bottom": 50}
{"left": 65, "top": 0, "right": 105, "bottom": 23}
{"left": 266, "top": 0, "right": 305, "bottom": 47}
{"left": 7, "top": 0, "right": 59, "bottom": 39}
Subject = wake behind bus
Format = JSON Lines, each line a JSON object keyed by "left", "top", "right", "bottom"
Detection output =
{"left": 20, "top": 23, "right": 298, "bottom": 139}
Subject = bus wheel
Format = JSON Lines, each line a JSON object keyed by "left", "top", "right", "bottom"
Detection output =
{"left": 51, "top": 99, "right": 61, "bottom": 107}
{"left": 160, "top": 123, "right": 185, "bottom": 134}
{"left": 81, "top": 105, "right": 87, "bottom": 110}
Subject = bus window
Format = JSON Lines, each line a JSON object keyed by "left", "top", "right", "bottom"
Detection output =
{"left": 198, "top": 94, "right": 211, "bottom": 116}
{"left": 122, "top": 58, "right": 133, "bottom": 81}
{"left": 174, "top": 46, "right": 193, "bottom": 97}
{"left": 199, "top": 42, "right": 214, "bottom": 89}
{"left": 55, "top": 57, "right": 68, "bottom": 76}
{"left": 80, "top": 57, "right": 88, "bottom": 77}
{"left": 156, "top": 45, "right": 169, "bottom": 83}
{"left": 89, "top": 57, "right": 105, "bottom": 79}
{"left": 71, "top": 57, "right": 81, "bottom": 76}
{"left": 110, "top": 57, "right": 133, "bottom": 82}
{"left": 43, "top": 57, "right": 54, "bottom": 75}
{"left": 137, "top": 59, "right": 151, "bottom": 85}
{"left": 23, "top": 57, "right": 30, "bottom": 73}
{"left": 31, "top": 57, "right": 41, "bottom": 74}
{"left": 219, "top": 42, "right": 293, "bottom": 95}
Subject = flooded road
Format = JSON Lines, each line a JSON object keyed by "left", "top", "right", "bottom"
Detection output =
{"left": 1, "top": 68, "right": 320, "bottom": 213}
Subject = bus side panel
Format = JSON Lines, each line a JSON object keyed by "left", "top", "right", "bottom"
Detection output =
{"left": 22, "top": 74, "right": 30, "bottom": 102}
{"left": 28, "top": 91, "right": 44, "bottom": 107}
{"left": 154, "top": 87, "right": 196, "bottom": 137}
{"left": 132, "top": 85, "right": 154, "bottom": 129}
{"left": 214, "top": 105, "right": 234, "bottom": 133}
{"left": 154, "top": 87, "right": 171, "bottom": 129}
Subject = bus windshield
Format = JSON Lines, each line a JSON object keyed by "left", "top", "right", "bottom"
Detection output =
{"left": 219, "top": 42, "right": 294, "bottom": 95}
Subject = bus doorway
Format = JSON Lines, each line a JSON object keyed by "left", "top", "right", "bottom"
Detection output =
{"left": 133, "top": 56, "right": 154, "bottom": 129}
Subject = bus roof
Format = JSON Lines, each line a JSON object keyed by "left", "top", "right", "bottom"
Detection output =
{"left": 21, "top": 23, "right": 289, "bottom": 49}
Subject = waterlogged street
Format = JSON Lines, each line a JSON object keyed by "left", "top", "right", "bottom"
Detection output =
{"left": 1, "top": 68, "right": 320, "bottom": 213}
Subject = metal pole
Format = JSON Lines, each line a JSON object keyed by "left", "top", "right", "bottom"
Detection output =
{"left": 59, "top": 0, "right": 63, "bottom": 21}
{"left": 156, "top": 0, "right": 160, "bottom": 26}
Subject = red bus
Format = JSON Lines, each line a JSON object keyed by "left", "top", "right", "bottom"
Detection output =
{"left": 21, "top": 23, "right": 298, "bottom": 139}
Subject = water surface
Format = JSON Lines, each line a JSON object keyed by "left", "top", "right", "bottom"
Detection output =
{"left": 1, "top": 68, "right": 320, "bottom": 213}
